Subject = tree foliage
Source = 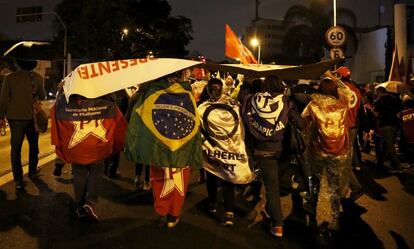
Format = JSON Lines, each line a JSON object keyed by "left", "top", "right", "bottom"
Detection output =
{"left": 54, "top": 0, "right": 193, "bottom": 61}
{"left": 282, "top": 0, "right": 357, "bottom": 64}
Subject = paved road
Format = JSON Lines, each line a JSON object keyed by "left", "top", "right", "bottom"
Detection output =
{"left": 0, "top": 151, "right": 413, "bottom": 249}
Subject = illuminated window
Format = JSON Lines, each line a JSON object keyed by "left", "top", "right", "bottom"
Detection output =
{"left": 16, "top": 6, "right": 42, "bottom": 23}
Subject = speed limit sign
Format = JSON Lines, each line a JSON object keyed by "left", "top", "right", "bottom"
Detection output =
{"left": 325, "top": 26, "right": 347, "bottom": 47}
{"left": 329, "top": 47, "right": 344, "bottom": 59}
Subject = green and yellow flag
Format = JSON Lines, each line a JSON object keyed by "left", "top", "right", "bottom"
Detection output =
{"left": 125, "top": 80, "right": 202, "bottom": 168}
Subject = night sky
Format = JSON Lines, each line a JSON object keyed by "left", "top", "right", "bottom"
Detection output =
{"left": 168, "top": 0, "right": 308, "bottom": 61}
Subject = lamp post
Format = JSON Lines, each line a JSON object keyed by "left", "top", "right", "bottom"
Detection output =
{"left": 16, "top": 11, "right": 67, "bottom": 78}
{"left": 250, "top": 37, "right": 261, "bottom": 64}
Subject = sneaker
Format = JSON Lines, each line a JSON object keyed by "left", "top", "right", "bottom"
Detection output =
{"left": 75, "top": 206, "right": 86, "bottom": 218}
{"left": 388, "top": 167, "right": 403, "bottom": 174}
{"left": 349, "top": 189, "right": 365, "bottom": 202}
{"left": 207, "top": 202, "right": 217, "bottom": 214}
{"left": 83, "top": 203, "right": 99, "bottom": 222}
{"left": 107, "top": 170, "right": 120, "bottom": 179}
{"left": 291, "top": 175, "right": 300, "bottom": 190}
{"left": 223, "top": 212, "right": 234, "bottom": 227}
{"left": 142, "top": 181, "right": 151, "bottom": 191}
{"left": 166, "top": 216, "right": 179, "bottom": 228}
{"left": 134, "top": 176, "right": 143, "bottom": 191}
{"left": 197, "top": 175, "right": 205, "bottom": 184}
{"left": 269, "top": 226, "right": 283, "bottom": 237}
{"left": 28, "top": 168, "right": 41, "bottom": 178}
{"left": 15, "top": 180, "right": 26, "bottom": 190}
{"left": 53, "top": 164, "right": 64, "bottom": 177}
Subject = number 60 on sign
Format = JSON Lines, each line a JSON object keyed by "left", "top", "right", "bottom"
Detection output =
{"left": 325, "top": 26, "right": 347, "bottom": 47}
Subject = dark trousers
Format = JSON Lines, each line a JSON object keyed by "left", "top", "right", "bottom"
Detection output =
{"left": 255, "top": 156, "right": 283, "bottom": 227}
{"left": 72, "top": 161, "right": 103, "bottom": 206}
{"left": 8, "top": 119, "right": 39, "bottom": 182}
{"left": 104, "top": 152, "right": 120, "bottom": 177}
{"left": 377, "top": 126, "right": 401, "bottom": 169}
{"left": 347, "top": 128, "right": 362, "bottom": 191}
{"left": 206, "top": 171, "right": 235, "bottom": 212}
{"left": 135, "top": 163, "right": 150, "bottom": 182}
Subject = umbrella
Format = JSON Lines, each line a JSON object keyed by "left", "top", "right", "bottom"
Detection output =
{"left": 202, "top": 59, "right": 340, "bottom": 80}
{"left": 63, "top": 58, "right": 202, "bottom": 101}
{"left": 3, "top": 41, "right": 54, "bottom": 60}
{"left": 375, "top": 80, "right": 410, "bottom": 94}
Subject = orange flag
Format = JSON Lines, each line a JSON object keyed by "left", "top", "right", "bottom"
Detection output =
{"left": 225, "top": 24, "right": 258, "bottom": 64}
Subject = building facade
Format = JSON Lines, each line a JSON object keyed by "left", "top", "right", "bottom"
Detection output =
{"left": 0, "top": 0, "right": 58, "bottom": 41}
{"left": 243, "top": 18, "right": 294, "bottom": 63}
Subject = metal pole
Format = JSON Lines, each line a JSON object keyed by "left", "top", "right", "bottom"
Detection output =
{"left": 16, "top": 11, "right": 67, "bottom": 78}
{"left": 333, "top": 0, "right": 337, "bottom": 70}
{"left": 333, "top": 0, "right": 337, "bottom": 26}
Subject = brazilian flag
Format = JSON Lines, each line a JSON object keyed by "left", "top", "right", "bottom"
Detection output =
{"left": 125, "top": 79, "right": 202, "bottom": 169}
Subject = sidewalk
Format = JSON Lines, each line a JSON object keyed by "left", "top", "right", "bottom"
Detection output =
{"left": 0, "top": 153, "right": 413, "bottom": 249}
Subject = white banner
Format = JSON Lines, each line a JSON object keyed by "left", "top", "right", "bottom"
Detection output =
{"left": 198, "top": 97, "right": 253, "bottom": 184}
{"left": 63, "top": 58, "right": 202, "bottom": 101}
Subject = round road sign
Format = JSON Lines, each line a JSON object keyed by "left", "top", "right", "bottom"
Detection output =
{"left": 325, "top": 26, "right": 347, "bottom": 47}
{"left": 329, "top": 47, "right": 345, "bottom": 59}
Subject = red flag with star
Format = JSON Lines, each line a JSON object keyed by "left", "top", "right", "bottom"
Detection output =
{"left": 150, "top": 166, "right": 191, "bottom": 217}
{"left": 51, "top": 94, "right": 127, "bottom": 164}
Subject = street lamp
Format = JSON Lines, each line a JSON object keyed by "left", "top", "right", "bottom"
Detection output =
{"left": 250, "top": 37, "right": 261, "bottom": 64}
{"left": 121, "top": 28, "right": 129, "bottom": 41}
{"left": 15, "top": 11, "right": 67, "bottom": 78}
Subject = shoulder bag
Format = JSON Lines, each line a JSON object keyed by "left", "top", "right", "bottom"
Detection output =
{"left": 31, "top": 72, "right": 48, "bottom": 133}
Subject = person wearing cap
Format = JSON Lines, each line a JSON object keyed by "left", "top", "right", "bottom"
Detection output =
{"left": 0, "top": 60, "right": 46, "bottom": 190}
{"left": 334, "top": 67, "right": 364, "bottom": 201}
{"left": 301, "top": 75, "right": 354, "bottom": 231}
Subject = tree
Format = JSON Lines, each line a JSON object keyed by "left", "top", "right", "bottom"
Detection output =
{"left": 53, "top": 0, "right": 193, "bottom": 62}
{"left": 281, "top": 0, "right": 358, "bottom": 64}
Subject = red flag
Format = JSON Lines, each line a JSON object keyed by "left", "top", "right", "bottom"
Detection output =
{"left": 225, "top": 24, "right": 258, "bottom": 64}
{"left": 389, "top": 45, "right": 403, "bottom": 82}
{"left": 51, "top": 95, "right": 127, "bottom": 164}
{"left": 150, "top": 166, "right": 191, "bottom": 217}
{"left": 405, "top": 52, "right": 412, "bottom": 84}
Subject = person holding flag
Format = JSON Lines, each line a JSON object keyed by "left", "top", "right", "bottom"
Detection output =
{"left": 125, "top": 69, "right": 202, "bottom": 228}
{"left": 51, "top": 90, "right": 127, "bottom": 222}
{"left": 198, "top": 78, "right": 253, "bottom": 227}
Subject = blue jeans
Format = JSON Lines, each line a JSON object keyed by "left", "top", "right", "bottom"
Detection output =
{"left": 8, "top": 119, "right": 39, "bottom": 182}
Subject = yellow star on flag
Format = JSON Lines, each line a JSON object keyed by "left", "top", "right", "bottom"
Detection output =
{"left": 160, "top": 168, "right": 185, "bottom": 198}
{"left": 68, "top": 119, "right": 108, "bottom": 149}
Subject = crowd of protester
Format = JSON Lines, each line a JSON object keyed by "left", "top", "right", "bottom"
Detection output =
{"left": 1, "top": 60, "right": 413, "bottom": 239}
